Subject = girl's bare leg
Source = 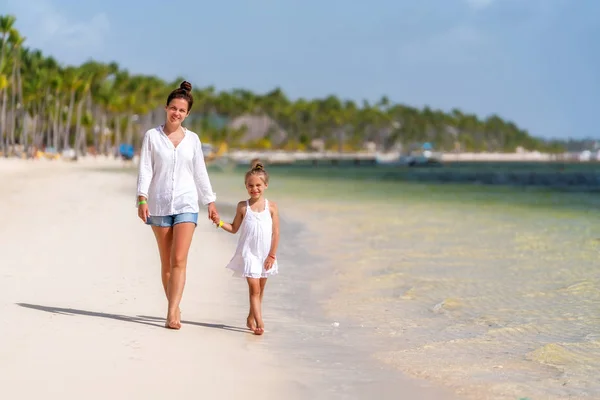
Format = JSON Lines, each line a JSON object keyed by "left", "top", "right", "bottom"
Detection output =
{"left": 165, "top": 222, "right": 195, "bottom": 329}
{"left": 246, "top": 309, "right": 256, "bottom": 331}
{"left": 151, "top": 226, "right": 173, "bottom": 298}
{"left": 248, "top": 278, "right": 268, "bottom": 327}
{"left": 259, "top": 278, "right": 267, "bottom": 302}
{"left": 247, "top": 278, "right": 268, "bottom": 330}
{"left": 247, "top": 278, "right": 266, "bottom": 335}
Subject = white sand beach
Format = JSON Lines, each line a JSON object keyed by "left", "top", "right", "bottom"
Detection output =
{"left": 0, "top": 158, "right": 309, "bottom": 400}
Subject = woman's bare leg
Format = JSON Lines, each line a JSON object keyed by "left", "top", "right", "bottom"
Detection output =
{"left": 151, "top": 226, "right": 173, "bottom": 298}
{"left": 166, "top": 222, "right": 195, "bottom": 329}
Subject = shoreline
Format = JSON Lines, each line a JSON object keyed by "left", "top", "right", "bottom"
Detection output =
{"left": 219, "top": 149, "right": 595, "bottom": 164}
{"left": 10, "top": 147, "right": 598, "bottom": 166}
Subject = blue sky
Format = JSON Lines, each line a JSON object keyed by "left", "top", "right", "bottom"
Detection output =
{"left": 2, "top": 0, "right": 598, "bottom": 140}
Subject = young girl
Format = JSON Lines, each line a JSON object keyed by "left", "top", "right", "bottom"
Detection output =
{"left": 217, "top": 160, "right": 279, "bottom": 336}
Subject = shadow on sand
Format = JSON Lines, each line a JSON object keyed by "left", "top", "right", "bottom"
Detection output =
{"left": 16, "top": 303, "right": 250, "bottom": 334}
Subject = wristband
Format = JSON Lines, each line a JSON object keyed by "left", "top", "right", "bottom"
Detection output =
{"left": 218, "top": 220, "right": 224, "bottom": 228}
{"left": 138, "top": 200, "right": 147, "bottom": 206}
{"left": 268, "top": 254, "right": 276, "bottom": 260}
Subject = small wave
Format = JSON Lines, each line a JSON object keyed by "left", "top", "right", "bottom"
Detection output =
{"left": 526, "top": 342, "right": 600, "bottom": 369}
{"left": 558, "top": 280, "right": 599, "bottom": 295}
{"left": 486, "top": 323, "right": 542, "bottom": 339}
{"left": 432, "top": 298, "right": 463, "bottom": 314}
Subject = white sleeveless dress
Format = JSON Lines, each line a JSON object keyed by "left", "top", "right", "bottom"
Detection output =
{"left": 226, "top": 199, "right": 279, "bottom": 278}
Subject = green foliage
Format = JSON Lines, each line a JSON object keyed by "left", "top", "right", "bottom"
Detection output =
{"left": 244, "top": 138, "right": 272, "bottom": 150}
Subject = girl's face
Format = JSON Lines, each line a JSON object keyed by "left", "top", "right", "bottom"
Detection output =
{"left": 165, "top": 98, "right": 189, "bottom": 126}
{"left": 245, "top": 175, "right": 267, "bottom": 199}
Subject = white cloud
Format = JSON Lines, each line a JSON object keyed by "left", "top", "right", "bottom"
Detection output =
{"left": 464, "top": 0, "right": 495, "bottom": 10}
{"left": 5, "top": 0, "right": 110, "bottom": 64}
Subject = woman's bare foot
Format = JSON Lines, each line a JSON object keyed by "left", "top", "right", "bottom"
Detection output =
{"left": 165, "top": 309, "right": 181, "bottom": 330}
{"left": 246, "top": 315, "right": 256, "bottom": 331}
{"left": 165, "top": 320, "right": 180, "bottom": 329}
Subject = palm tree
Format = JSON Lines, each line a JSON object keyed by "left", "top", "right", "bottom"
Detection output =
{"left": 0, "top": 15, "right": 16, "bottom": 156}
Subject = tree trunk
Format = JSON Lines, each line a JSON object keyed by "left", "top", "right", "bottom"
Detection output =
{"left": 10, "top": 63, "right": 17, "bottom": 153}
{"left": 52, "top": 98, "right": 60, "bottom": 150}
{"left": 100, "top": 113, "right": 107, "bottom": 155}
{"left": 1, "top": 89, "right": 8, "bottom": 157}
{"left": 74, "top": 98, "right": 84, "bottom": 158}
{"left": 63, "top": 89, "right": 75, "bottom": 149}
{"left": 113, "top": 114, "right": 122, "bottom": 158}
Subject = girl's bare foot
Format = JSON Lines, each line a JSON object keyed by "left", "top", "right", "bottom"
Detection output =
{"left": 246, "top": 315, "right": 256, "bottom": 331}
{"left": 253, "top": 326, "right": 265, "bottom": 335}
{"left": 253, "top": 319, "right": 265, "bottom": 335}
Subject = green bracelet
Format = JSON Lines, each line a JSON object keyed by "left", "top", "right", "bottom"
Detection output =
{"left": 138, "top": 200, "right": 147, "bottom": 206}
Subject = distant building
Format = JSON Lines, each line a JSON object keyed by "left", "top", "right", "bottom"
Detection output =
{"left": 227, "top": 114, "right": 287, "bottom": 146}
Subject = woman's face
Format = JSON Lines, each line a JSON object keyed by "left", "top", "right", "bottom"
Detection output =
{"left": 165, "top": 98, "right": 189, "bottom": 126}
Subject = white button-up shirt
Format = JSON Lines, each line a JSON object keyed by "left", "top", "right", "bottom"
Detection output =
{"left": 136, "top": 126, "right": 216, "bottom": 216}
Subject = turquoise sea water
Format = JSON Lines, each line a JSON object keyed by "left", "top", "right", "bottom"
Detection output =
{"left": 206, "top": 162, "right": 600, "bottom": 400}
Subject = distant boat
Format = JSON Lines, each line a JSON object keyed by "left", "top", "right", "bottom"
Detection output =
{"left": 375, "top": 142, "right": 443, "bottom": 167}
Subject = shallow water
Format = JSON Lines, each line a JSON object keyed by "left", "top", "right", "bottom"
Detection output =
{"left": 315, "top": 202, "right": 600, "bottom": 399}
{"left": 208, "top": 164, "right": 600, "bottom": 400}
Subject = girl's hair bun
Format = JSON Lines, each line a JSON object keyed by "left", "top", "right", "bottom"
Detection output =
{"left": 245, "top": 159, "right": 269, "bottom": 184}
{"left": 250, "top": 160, "right": 264, "bottom": 171}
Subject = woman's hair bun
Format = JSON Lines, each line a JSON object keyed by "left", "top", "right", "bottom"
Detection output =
{"left": 179, "top": 81, "right": 192, "bottom": 92}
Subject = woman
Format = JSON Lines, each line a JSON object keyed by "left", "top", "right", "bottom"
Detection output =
{"left": 136, "top": 80, "right": 219, "bottom": 330}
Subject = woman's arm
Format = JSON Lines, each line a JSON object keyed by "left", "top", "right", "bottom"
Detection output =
{"left": 136, "top": 131, "right": 152, "bottom": 208}
{"left": 218, "top": 201, "right": 246, "bottom": 234}
{"left": 192, "top": 135, "right": 217, "bottom": 206}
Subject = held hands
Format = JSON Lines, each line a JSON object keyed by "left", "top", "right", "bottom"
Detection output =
{"left": 207, "top": 202, "right": 220, "bottom": 225}
{"left": 263, "top": 254, "right": 276, "bottom": 271}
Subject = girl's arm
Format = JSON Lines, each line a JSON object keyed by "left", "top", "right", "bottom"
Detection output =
{"left": 268, "top": 201, "right": 280, "bottom": 257}
{"left": 219, "top": 201, "right": 245, "bottom": 234}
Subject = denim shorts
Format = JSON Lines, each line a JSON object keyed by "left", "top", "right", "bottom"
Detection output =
{"left": 146, "top": 212, "right": 198, "bottom": 227}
